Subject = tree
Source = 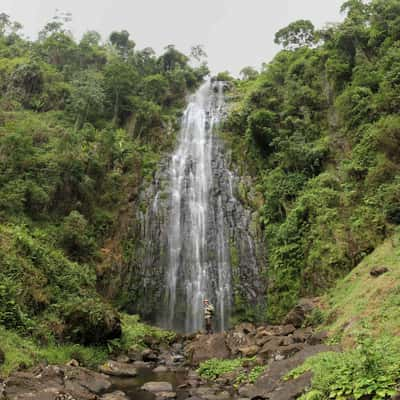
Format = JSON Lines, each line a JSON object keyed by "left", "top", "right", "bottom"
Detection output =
{"left": 78, "top": 31, "right": 107, "bottom": 68}
{"left": 159, "top": 45, "right": 189, "bottom": 72}
{"left": 109, "top": 30, "right": 135, "bottom": 59}
{"left": 142, "top": 74, "right": 169, "bottom": 105}
{"left": 68, "top": 69, "right": 105, "bottom": 131}
{"left": 104, "top": 58, "right": 138, "bottom": 124}
{"left": 240, "top": 66, "right": 259, "bottom": 80}
{"left": 274, "top": 20, "right": 315, "bottom": 50}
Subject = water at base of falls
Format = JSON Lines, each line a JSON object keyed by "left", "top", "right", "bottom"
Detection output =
{"left": 163, "top": 81, "right": 232, "bottom": 333}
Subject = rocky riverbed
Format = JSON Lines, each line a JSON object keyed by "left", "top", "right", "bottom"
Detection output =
{"left": 0, "top": 301, "right": 340, "bottom": 400}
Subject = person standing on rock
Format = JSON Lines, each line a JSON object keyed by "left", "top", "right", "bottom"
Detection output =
{"left": 203, "top": 299, "right": 215, "bottom": 335}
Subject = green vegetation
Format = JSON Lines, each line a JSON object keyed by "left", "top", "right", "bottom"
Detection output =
{"left": 222, "top": 0, "right": 400, "bottom": 322}
{"left": 0, "top": 313, "right": 174, "bottom": 377}
{"left": 109, "top": 314, "right": 176, "bottom": 353}
{"left": 0, "top": 10, "right": 206, "bottom": 370}
{"left": 322, "top": 231, "right": 400, "bottom": 344}
{"left": 197, "top": 357, "right": 254, "bottom": 381}
{"left": 0, "top": 324, "right": 108, "bottom": 376}
{"left": 286, "top": 336, "right": 400, "bottom": 400}
{"left": 235, "top": 365, "right": 267, "bottom": 386}
{"left": 284, "top": 230, "right": 400, "bottom": 399}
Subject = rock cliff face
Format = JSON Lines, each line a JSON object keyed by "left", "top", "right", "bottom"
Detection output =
{"left": 100, "top": 82, "right": 266, "bottom": 332}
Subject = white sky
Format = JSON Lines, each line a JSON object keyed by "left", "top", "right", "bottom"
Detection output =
{"left": 2, "top": 0, "right": 345, "bottom": 75}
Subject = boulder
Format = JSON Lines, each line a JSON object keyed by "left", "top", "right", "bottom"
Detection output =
{"left": 226, "top": 325, "right": 257, "bottom": 355}
{"left": 142, "top": 348, "right": 159, "bottom": 362}
{"left": 4, "top": 365, "right": 111, "bottom": 400}
{"left": 258, "top": 336, "right": 282, "bottom": 359}
{"left": 283, "top": 299, "right": 316, "bottom": 328}
{"left": 141, "top": 381, "right": 173, "bottom": 393}
{"left": 184, "top": 333, "right": 230, "bottom": 366}
{"left": 153, "top": 365, "right": 169, "bottom": 373}
{"left": 240, "top": 344, "right": 339, "bottom": 399}
{"left": 256, "top": 335, "right": 273, "bottom": 347}
{"left": 370, "top": 266, "right": 389, "bottom": 277}
{"left": 277, "top": 324, "right": 296, "bottom": 336}
{"left": 238, "top": 345, "right": 260, "bottom": 357}
{"left": 155, "top": 392, "right": 177, "bottom": 399}
{"left": 66, "top": 359, "right": 79, "bottom": 367}
{"left": 116, "top": 355, "right": 130, "bottom": 363}
{"left": 292, "top": 327, "right": 313, "bottom": 343}
{"left": 99, "top": 361, "right": 137, "bottom": 377}
{"left": 280, "top": 336, "right": 295, "bottom": 346}
{"left": 274, "top": 344, "right": 304, "bottom": 360}
{"left": 132, "top": 361, "right": 152, "bottom": 368}
{"left": 306, "top": 331, "right": 328, "bottom": 345}
{"left": 102, "top": 391, "right": 129, "bottom": 400}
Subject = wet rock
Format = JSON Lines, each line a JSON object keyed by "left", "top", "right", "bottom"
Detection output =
{"left": 280, "top": 336, "right": 295, "bottom": 346}
{"left": 99, "top": 361, "right": 137, "bottom": 377}
{"left": 238, "top": 345, "right": 260, "bottom": 357}
{"left": 277, "top": 324, "right": 296, "bottom": 336}
{"left": 66, "top": 359, "right": 79, "bottom": 367}
{"left": 116, "top": 355, "right": 130, "bottom": 363}
{"left": 142, "top": 348, "right": 159, "bottom": 362}
{"left": 274, "top": 344, "right": 304, "bottom": 360}
{"left": 292, "top": 327, "right": 313, "bottom": 343}
{"left": 102, "top": 391, "right": 129, "bottom": 400}
{"left": 155, "top": 392, "right": 177, "bottom": 399}
{"left": 172, "top": 354, "right": 184, "bottom": 363}
{"left": 255, "top": 335, "right": 272, "bottom": 347}
{"left": 132, "top": 361, "right": 152, "bottom": 368}
{"left": 153, "top": 365, "right": 169, "bottom": 373}
{"left": 306, "top": 331, "right": 328, "bottom": 345}
{"left": 283, "top": 299, "right": 316, "bottom": 328}
{"left": 172, "top": 343, "right": 183, "bottom": 352}
{"left": 206, "top": 391, "right": 231, "bottom": 400}
{"left": 226, "top": 325, "right": 257, "bottom": 355}
{"left": 370, "top": 266, "right": 389, "bottom": 277}
{"left": 268, "top": 371, "right": 313, "bottom": 400}
{"left": 184, "top": 333, "right": 230, "bottom": 366}
{"left": 141, "top": 382, "right": 173, "bottom": 393}
{"left": 258, "top": 336, "right": 282, "bottom": 359}
{"left": 4, "top": 365, "right": 111, "bottom": 400}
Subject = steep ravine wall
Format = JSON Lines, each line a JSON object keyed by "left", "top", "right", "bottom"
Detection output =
{"left": 98, "top": 84, "right": 267, "bottom": 330}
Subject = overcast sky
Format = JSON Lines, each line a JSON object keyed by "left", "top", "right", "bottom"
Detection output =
{"left": 2, "top": 0, "right": 345, "bottom": 75}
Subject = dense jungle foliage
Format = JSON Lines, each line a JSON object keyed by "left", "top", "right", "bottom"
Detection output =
{"left": 223, "top": 0, "right": 400, "bottom": 322}
{"left": 0, "top": 10, "right": 207, "bottom": 352}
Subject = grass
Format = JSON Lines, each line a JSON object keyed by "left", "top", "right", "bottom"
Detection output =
{"left": 321, "top": 230, "right": 400, "bottom": 345}
{"left": 0, "top": 313, "right": 174, "bottom": 377}
{"left": 0, "top": 325, "right": 108, "bottom": 376}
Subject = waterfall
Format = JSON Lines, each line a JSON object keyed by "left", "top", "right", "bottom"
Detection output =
{"left": 165, "top": 81, "right": 232, "bottom": 332}
{"left": 128, "top": 80, "right": 265, "bottom": 333}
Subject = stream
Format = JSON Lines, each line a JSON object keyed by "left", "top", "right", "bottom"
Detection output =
{"left": 109, "top": 367, "right": 189, "bottom": 400}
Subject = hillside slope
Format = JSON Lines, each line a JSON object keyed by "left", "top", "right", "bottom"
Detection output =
{"left": 322, "top": 229, "right": 400, "bottom": 344}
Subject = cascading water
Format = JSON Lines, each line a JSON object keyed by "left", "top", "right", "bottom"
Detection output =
{"left": 165, "top": 81, "right": 231, "bottom": 332}
{"left": 120, "top": 80, "right": 265, "bottom": 334}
